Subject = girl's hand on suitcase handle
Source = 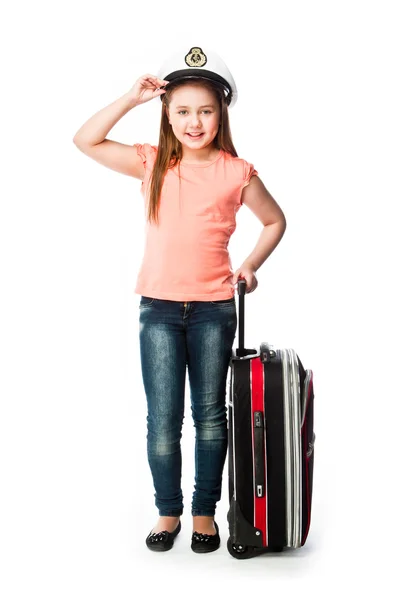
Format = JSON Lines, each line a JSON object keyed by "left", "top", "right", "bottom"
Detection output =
{"left": 232, "top": 263, "right": 258, "bottom": 294}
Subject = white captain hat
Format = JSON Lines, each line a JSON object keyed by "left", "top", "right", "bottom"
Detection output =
{"left": 157, "top": 46, "right": 238, "bottom": 108}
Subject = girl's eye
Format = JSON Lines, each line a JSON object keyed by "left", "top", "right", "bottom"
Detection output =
{"left": 178, "top": 110, "right": 212, "bottom": 115}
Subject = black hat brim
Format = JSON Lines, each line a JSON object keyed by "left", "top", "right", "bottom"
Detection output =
{"left": 162, "top": 69, "right": 232, "bottom": 105}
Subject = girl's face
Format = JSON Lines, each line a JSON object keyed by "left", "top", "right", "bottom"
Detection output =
{"left": 167, "top": 84, "right": 221, "bottom": 152}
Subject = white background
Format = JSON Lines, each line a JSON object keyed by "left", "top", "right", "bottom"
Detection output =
{"left": 1, "top": 0, "right": 399, "bottom": 597}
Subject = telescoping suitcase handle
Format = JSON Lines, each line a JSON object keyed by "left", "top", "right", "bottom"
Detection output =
{"left": 236, "top": 278, "right": 257, "bottom": 358}
{"left": 236, "top": 278, "right": 274, "bottom": 362}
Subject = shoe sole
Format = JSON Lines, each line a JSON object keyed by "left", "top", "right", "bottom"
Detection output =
{"left": 191, "top": 542, "right": 220, "bottom": 553}
{"left": 146, "top": 543, "right": 175, "bottom": 552}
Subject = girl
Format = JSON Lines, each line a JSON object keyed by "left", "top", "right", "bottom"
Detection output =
{"left": 73, "top": 46, "right": 286, "bottom": 553}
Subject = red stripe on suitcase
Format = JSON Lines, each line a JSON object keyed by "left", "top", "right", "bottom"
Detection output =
{"left": 251, "top": 357, "right": 267, "bottom": 546}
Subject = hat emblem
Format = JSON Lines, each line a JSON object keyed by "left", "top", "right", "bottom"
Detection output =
{"left": 185, "top": 47, "right": 207, "bottom": 68}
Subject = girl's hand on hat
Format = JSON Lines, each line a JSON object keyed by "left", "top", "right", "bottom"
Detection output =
{"left": 232, "top": 263, "right": 258, "bottom": 294}
{"left": 128, "top": 74, "right": 170, "bottom": 106}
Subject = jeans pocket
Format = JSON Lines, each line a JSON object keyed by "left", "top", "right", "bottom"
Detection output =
{"left": 210, "top": 297, "right": 236, "bottom": 305}
{"left": 139, "top": 296, "right": 156, "bottom": 307}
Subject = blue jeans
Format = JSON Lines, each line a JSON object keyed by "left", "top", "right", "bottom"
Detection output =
{"left": 138, "top": 296, "right": 237, "bottom": 517}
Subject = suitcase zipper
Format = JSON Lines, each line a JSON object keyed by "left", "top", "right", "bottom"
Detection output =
{"left": 290, "top": 349, "right": 302, "bottom": 548}
{"left": 280, "top": 349, "right": 302, "bottom": 548}
{"left": 280, "top": 349, "right": 293, "bottom": 546}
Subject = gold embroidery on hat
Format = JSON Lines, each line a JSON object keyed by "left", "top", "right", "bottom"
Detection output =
{"left": 185, "top": 47, "right": 207, "bottom": 68}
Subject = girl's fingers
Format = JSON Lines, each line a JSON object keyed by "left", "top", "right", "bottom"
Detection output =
{"left": 141, "top": 75, "right": 169, "bottom": 85}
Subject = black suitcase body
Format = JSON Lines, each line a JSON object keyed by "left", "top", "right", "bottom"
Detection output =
{"left": 227, "top": 279, "right": 315, "bottom": 559}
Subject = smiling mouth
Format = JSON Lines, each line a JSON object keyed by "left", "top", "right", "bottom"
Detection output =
{"left": 186, "top": 133, "right": 204, "bottom": 138}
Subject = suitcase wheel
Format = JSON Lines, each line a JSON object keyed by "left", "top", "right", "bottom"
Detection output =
{"left": 227, "top": 537, "right": 256, "bottom": 560}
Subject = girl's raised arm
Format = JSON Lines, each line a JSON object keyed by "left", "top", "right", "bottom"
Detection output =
{"left": 72, "top": 74, "right": 168, "bottom": 179}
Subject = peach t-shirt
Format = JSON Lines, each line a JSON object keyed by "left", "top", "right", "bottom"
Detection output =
{"left": 133, "top": 144, "right": 258, "bottom": 301}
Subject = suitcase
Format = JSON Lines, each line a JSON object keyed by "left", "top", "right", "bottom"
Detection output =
{"left": 226, "top": 278, "right": 315, "bottom": 559}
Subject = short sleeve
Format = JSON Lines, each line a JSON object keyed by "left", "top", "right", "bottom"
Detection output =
{"left": 242, "top": 159, "right": 259, "bottom": 190}
{"left": 133, "top": 143, "right": 158, "bottom": 173}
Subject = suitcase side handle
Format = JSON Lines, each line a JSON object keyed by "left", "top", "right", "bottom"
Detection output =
{"left": 260, "top": 341, "right": 276, "bottom": 363}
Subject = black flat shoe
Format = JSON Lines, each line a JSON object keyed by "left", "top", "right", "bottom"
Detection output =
{"left": 145, "top": 520, "right": 181, "bottom": 552}
{"left": 191, "top": 521, "right": 220, "bottom": 553}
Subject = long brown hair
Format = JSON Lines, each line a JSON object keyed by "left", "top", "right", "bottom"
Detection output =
{"left": 146, "top": 78, "right": 238, "bottom": 225}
